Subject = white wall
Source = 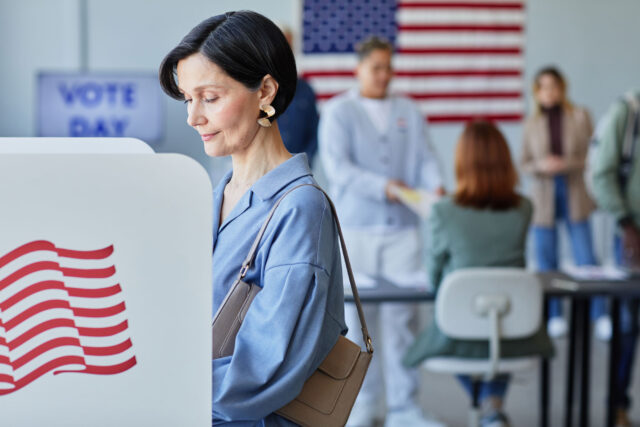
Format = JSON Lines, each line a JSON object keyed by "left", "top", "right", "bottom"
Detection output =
{"left": 0, "top": 0, "right": 299, "bottom": 184}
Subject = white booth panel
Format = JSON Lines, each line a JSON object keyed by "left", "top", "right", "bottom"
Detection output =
{"left": 0, "top": 154, "right": 212, "bottom": 427}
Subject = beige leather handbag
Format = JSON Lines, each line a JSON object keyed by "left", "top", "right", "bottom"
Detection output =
{"left": 212, "top": 184, "right": 373, "bottom": 427}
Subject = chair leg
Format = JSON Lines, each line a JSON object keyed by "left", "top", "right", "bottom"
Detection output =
{"left": 470, "top": 379, "right": 481, "bottom": 427}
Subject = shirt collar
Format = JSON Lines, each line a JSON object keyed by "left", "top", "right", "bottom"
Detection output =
{"left": 251, "top": 153, "right": 313, "bottom": 201}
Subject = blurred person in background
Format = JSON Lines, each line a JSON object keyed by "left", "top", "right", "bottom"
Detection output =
{"left": 405, "top": 120, "right": 554, "bottom": 427}
{"left": 277, "top": 27, "right": 320, "bottom": 163}
{"left": 592, "top": 89, "right": 640, "bottom": 427}
{"left": 319, "top": 35, "right": 445, "bottom": 427}
{"left": 521, "top": 66, "right": 604, "bottom": 338}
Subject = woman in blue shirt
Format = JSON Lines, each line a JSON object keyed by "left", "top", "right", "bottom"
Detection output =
{"left": 159, "top": 11, "right": 347, "bottom": 426}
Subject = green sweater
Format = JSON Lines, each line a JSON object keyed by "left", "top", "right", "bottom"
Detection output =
{"left": 404, "top": 196, "right": 554, "bottom": 365}
{"left": 592, "top": 93, "right": 640, "bottom": 227}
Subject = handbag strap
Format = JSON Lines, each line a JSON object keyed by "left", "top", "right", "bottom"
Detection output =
{"left": 236, "top": 183, "right": 373, "bottom": 354}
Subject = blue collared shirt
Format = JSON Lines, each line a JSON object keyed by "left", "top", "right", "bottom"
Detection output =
{"left": 212, "top": 154, "right": 347, "bottom": 426}
{"left": 319, "top": 89, "right": 443, "bottom": 229}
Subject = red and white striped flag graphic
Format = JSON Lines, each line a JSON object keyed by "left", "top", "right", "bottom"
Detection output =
{"left": 0, "top": 241, "right": 136, "bottom": 395}
{"left": 300, "top": 0, "right": 525, "bottom": 123}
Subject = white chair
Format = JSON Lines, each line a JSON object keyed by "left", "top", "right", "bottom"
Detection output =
{"left": 422, "top": 268, "right": 543, "bottom": 427}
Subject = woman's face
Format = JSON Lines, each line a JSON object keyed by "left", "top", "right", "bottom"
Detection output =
{"left": 535, "top": 74, "right": 563, "bottom": 108}
{"left": 176, "top": 53, "right": 261, "bottom": 157}
{"left": 357, "top": 48, "right": 393, "bottom": 99}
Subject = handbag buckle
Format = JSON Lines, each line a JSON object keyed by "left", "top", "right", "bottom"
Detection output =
{"left": 366, "top": 336, "right": 373, "bottom": 353}
{"left": 239, "top": 264, "right": 250, "bottom": 278}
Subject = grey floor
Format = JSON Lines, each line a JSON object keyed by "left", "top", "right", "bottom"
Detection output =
{"left": 416, "top": 327, "right": 640, "bottom": 426}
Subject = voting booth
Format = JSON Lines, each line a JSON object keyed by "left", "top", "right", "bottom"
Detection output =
{"left": 0, "top": 137, "right": 154, "bottom": 153}
{"left": 0, "top": 140, "right": 212, "bottom": 426}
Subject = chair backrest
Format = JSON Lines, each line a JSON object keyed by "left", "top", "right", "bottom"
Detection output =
{"left": 435, "top": 268, "right": 542, "bottom": 340}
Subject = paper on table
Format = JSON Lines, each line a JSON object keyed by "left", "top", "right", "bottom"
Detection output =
{"left": 562, "top": 264, "right": 630, "bottom": 281}
{"left": 389, "top": 187, "right": 441, "bottom": 219}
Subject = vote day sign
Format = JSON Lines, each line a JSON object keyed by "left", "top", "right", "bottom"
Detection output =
{"left": 38, "top": 73, "right": 164, "bottom": 142}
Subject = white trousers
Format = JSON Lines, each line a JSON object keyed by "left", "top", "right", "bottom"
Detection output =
{"left": 343, "top": 227, "right": 424, "bottom": 413}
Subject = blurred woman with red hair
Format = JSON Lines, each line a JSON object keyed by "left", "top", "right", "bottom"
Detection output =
{"left": 405, "top": 120, "right": 553, "bottom": 427}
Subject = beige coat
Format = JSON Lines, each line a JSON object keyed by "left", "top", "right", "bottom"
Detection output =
{"left": 521, "top": 105, "right": 595, "bottom": 227}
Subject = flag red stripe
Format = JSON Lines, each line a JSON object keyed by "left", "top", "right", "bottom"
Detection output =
{"left": 0, "top": 355, "right": 86, "bottom": 395}
{"left": 427, "top": 113, "right": 523, "bottom": 122}
{"left": 0, "top": 374, "right": 13, "bottom": 383}
{"left": 303, "top": 71, "right": 354, "bottom": 78}
{"left": 3, "top": 300, "right": 72, "bottom": 331}
{"left": 72, "top": 302, "right": 126, "bottom": 318}
{"left": 1, "top": 280, "right": 66, "bottom": 311}
{"left": 0, "top": 263, "right": 117, "bottom": 296}
{"left": 303, "top": 69, "right": 521, "bottom": 78}
{"left": 397, "top": 70, "right": 522, "bottom": 77}
{"left": 409, "top": 91, "right": 521, "bottom": 99}
{"left": 397, "top": 24, "right": 522, "bottom": 32}
{"left": 83, "top": 338, "right": 132, "bottom": 356}
{"left": 397, "top": 47, "right": 521, "bottom": 54}
{"left": 57, "top": 245, "right": 114, "bottom": 260}
{"left": 60, "top": 266, "right": 116, "bottom": 279}
{"left": 66, "top": 284, "right": 122, "bottom": 298}
{"left": 0, "top": 261, "right": 60, "bottom": 290}
{"left": 54, "top": 356, "right": 137, "bottom": 375}
{"left": 83, "top": 356, "right": 137, "bottom": 375}
{"left": 8, "top": 318, "right": 77, "bottom": 350}
{"left": 12, "top": 337, "right": 82, "bottom": 370}
{"left": 0, "top": 355, "right": 9, "bottom": 364}
{"left": 315, "top": 91, "right": 522, "bottom": 101}
{"left": 0, "top": 241, "right": 113, "bottom": 268}
{"left": 0, "top": 241, "right": 55, "bottom": 268}
{"left": 397, "top": 2, "right": 524, "bottom": 9}
{"left": 78, "top": 320, "right": 129, "bottom": 337}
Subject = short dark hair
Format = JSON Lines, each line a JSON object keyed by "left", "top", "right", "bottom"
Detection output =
{"left": 159, "top": 10, "right": 297, "bottom": 122}
{"left": 355, "top": 36, "right": 393, "bottom": 61}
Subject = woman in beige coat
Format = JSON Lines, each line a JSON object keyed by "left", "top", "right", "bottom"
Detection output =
{"left": 521, "top": 67, "right": 602, "bottom": 337}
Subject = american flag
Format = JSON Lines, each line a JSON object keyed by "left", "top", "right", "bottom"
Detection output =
{"left": 300, "top": 0, "right": 525, "bottom": 123}
{"left": 0, "top": 241, "right": 136, "bottom": 395}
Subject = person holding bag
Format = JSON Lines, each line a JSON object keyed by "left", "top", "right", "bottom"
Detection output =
{"left": 159, "top": 11, "right": 370, "bottom": 426}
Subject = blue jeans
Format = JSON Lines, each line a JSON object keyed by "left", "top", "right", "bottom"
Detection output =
{"left": 457, "top": 374, "right": 510, "bottom": 403}
{"left": 615, "top": 236, "right": 639, "bottom": 409}
{"left": 533, "top": 176, "right": 603, "bottom": 319}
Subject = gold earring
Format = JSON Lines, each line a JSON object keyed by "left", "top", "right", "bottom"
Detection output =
{"left": 258, "top": 104, "right": 275, "bottom": 128}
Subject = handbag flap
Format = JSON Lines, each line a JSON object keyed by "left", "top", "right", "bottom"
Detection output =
{"left": 294, "top": 368, "right": 345, "bottom": 415}
{"left": 317, "top": 335, "right": 360, "bottom": 380}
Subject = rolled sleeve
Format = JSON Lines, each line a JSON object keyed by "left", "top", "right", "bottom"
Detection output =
{"left": 213, "top": 185, "right": 345, "bottom": 424}
{"left": 213, "top": 264, "right": 341, "bottom": 422}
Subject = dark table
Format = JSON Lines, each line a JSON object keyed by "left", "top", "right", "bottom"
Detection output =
{"left": 344, "top": 272, "right": 640, "bottom": 427}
